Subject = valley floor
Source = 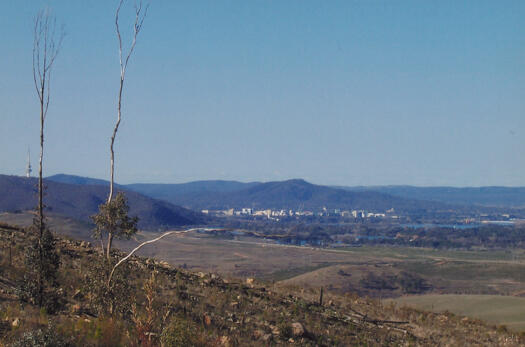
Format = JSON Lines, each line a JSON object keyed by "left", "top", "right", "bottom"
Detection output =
{"left": 2, "top": 211, "right": 525, "bottom": 338}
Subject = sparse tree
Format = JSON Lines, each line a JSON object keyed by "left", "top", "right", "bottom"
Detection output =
{"left": 92, "top": 192, "right": 138, "bottom": 258}
{"left": 92, "top": 0, "right": 147, "bottom": 260}
{"left": 20, "top": 8, "right": 64, "bottom": 310}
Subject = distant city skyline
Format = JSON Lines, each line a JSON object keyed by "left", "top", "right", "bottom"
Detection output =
{"left": 1, "top": 1, "right": 524, "bottom": 187}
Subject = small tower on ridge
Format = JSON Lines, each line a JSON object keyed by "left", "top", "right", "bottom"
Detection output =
{"left": 26, "top": 148, "right": 32, "bottom": 178}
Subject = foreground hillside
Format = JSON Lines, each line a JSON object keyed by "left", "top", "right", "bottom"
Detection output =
{"left": 0, "top": 175, "right": 206, "bottom": 230}
{"left": 0, "top": 223, "right": 523, "bottom": 346}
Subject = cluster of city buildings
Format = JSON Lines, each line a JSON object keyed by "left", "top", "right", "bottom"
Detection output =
{"left": 201, "top": 207, "right": 391, "bottom": 220}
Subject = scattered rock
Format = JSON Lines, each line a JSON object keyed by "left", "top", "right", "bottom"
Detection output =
{"left": 261, "top": 333, "right": 273, "bottom": 342}
{"left": 219, "top": 335, "right": 231, "bottom": 346}
{"left": 291, "top": 322, "right": 305, "bottom": 337}
{"left": 437, "top": 315, "right": 448, "bottom": 323}
{"left": 253, "top": 329, "right": 265, "bottom": 339}
{"left": 159, "top": 261, "right": 170, "bottom": 268}
{"left": 269, "top": 324, "right": 280, "bottom": 335}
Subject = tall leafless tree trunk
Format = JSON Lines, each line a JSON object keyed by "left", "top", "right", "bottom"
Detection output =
{"left": 104, "top": 0, "right": 148, "bottom": 260}
{"left": 29, "top": 8, "right": 63, "bottom": 309}
{"left": 32, "top": 9, "right": 63, "bottom": 243}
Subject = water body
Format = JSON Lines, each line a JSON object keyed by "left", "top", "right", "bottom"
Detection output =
{"left": 481, "top": 221, "right": 516, "bottom": 226}
{"left": 402, "top": 223, "right": 481, "bottom": 230}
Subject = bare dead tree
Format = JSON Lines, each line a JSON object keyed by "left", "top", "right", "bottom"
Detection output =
{"left": 33, "top": 8, "right": 64, "bottom": 238}
{"left": 95, "top": 0, "right": 148, "bottom": 260}
{"left": 22, "top": 8, "right": 64, "bottom": 309}
{"left": 109, "top": 0, "right": 148, "bottom": 202}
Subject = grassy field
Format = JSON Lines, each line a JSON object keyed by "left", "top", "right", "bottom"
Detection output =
{"left": 3, "top": 211, "right": 525, "bottom": 297}
{"left": 389, "top": 294, "right": 525, "bottom": 332}
{"left": 339, "top": 245, "right": 525, "bottom": 263}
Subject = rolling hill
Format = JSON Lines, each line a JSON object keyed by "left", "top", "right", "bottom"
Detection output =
{"left": 0, "top": 175, "right": 206, "bottom": 230}
{"left": 45, "top": 174, "right": 522, "bottom": 214}
{"left": 160, "top": 178, "right": 450, "bottom": 212}
{"left": 47, "top": 174, "right": 439, "bottom": 212}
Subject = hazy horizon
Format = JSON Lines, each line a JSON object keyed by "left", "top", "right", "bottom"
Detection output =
{"left": 2, "top": 1, "right": 524, "bottom": 187}
{"left": 2, "top": 171, "right": 525, "bottom": 189}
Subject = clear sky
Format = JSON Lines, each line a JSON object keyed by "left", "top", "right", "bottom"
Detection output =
{"left": 1, "top": 1, "right": 524, "bottom": 186}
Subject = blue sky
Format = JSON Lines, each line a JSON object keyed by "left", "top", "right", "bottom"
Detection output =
{"left": 1, "top": 1, "right": 524, "bottom": 186}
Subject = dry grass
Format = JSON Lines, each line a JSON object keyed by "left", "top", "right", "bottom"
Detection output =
{"left": 388, "top": 294, "right": 525, "bottom": 332}
{"left": 1, "top": 223, "right": 525, "bottom": 345}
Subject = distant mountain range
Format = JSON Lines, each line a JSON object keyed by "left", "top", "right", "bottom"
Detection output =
{"left": 0, "top": 175, "right": 206, "bottom": 230}
{"left": 42, "top": 174, "right": 525, "bottom": 215}
{"left": 45, "top": 174, "right": 448, "bottom": 214}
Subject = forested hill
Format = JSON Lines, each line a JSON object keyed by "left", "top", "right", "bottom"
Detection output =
{"left": 0, "top": 175, "right": 206, "bottom": 230}
{"left": 138, "top": 178, "right": 451, "bottom": 214}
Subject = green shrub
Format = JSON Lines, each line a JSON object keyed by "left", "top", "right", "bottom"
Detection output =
{"left": 83, "top": 257, "right": 133, "bottom": 318}
{"left": 161, "top": 315, "right": 197, "bottom": 346}
{"left": 18, "top": 221, "right": 61, "bottom": 313}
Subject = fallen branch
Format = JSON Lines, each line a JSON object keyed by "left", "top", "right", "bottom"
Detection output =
{"left": 347, "top": 308, "right": 409, "bottom": 325}
{"left": 107, "top": 227, "right": 222, "bottom": 286}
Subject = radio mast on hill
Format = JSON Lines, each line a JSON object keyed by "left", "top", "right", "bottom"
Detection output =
{"left": 26, "top": 148, "right": 32, "bottom": 178}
